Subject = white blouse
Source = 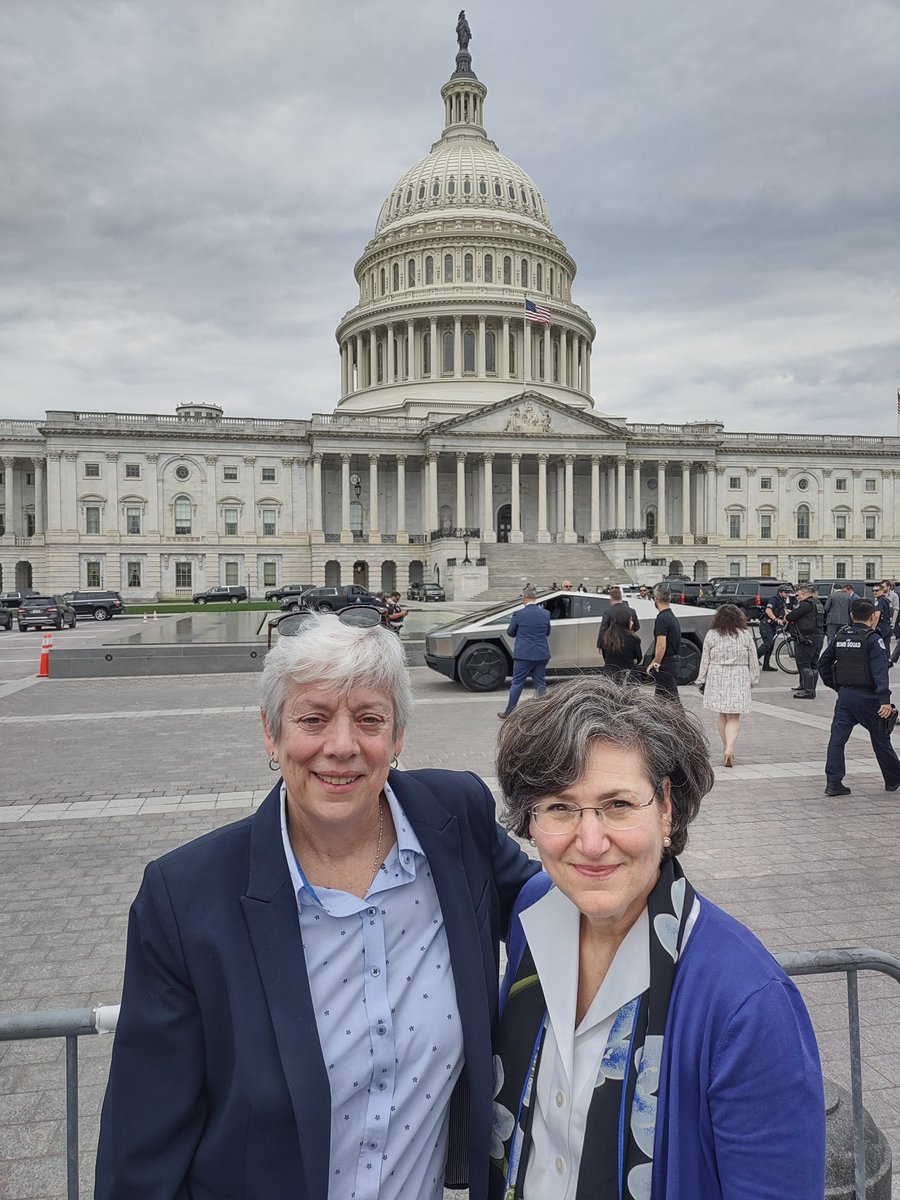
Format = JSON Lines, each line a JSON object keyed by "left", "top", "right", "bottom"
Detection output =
{"left": 519, "top": 886, "right": 699, "bottom": 1200}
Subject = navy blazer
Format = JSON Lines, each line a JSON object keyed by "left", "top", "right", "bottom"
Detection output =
{"left": 507, "top": 602, "right": 551, "bottom": 662}
{"left": 95, "top": 770, "right": 538, "bottom": 1200}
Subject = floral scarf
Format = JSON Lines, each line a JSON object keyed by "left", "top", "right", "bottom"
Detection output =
{"left": 489, "top": 857, "right": 695, "bottom": 1200}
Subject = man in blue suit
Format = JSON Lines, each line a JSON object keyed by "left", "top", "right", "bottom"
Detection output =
{"left": 497, "top": 587, "right": 552, "bottom": 719}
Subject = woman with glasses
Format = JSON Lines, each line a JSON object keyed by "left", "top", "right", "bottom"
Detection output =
{"left": 490, "top": 676, "right": 825, "bottom": 1200}
{"left": 96, "top": 609, "right": 537, "bottom": 1200}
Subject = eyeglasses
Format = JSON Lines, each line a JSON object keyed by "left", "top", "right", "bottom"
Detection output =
{"left": 267, "top": 604, "right": 386, "bottom": 647}
{"left": 530, "top": 793, "right": 659, "bottom": 834}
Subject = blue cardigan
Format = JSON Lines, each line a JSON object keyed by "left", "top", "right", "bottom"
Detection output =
{"left": 504, "top": 875, "right": 825, "bottom": 1200}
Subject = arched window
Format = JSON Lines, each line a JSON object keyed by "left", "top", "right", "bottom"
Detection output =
{"left": 425, "top": 255, "right": 434, "bottom": 284}
{"left": 423, "top": 332, "right": 431, "bottom": 376}
{"left": 645, "top": 508, "right": 657, "bottom": 538}
{"left": 392, "top": 262, "right": 399, "bottom": 291}
{"left": 508, "top": 331, "right": 516, "bottom": 375}
{"left": 494, "top": 179, "right": 502, "bottom": 198}
{"left": 442, "top": 331, "right": 454, "bottom": 373}
{"left": 549, "top": 266, "right": 555, "bottom": 294}
{"left": 520, "top": 187, "right": 528, "bottom": 205}
{"left": 463, "top": 176, "right": 471, "bottom": 195}
{"left": 407, "top": 258, "right": 415, "bottom": 287}
{"left": 376, "top": 341, "right": 384, "bottom": 383}
{"left": 393, "top": 193, "right": 401, "bottom": 213}
{"left": 405, "top": 188, "right": 412, "bottom": 205}
{"left": 464, "top": 330, "right": 475, "bottom": 373}
{"left": 507, "top": 183, "right": 516, "bottom": 200}
{"left": 483, "top": 253, "right": 493, "bottom": 283}
{"left": 478, "top": 177, "right": 487, "bottom": 195}
{"left": 464, "top": 253, "right": 473, "bottom": 282}
{"left": 536, "top": 262, "right": 543, "bottom": 291}
{"left": 447, "top": 176, "right": 456, "bottom": 196}
{"left": 530, "top": 189, "right": 537, "bottom": 209}
{"left": 174, "top": 497, "right": 192, "bottom": 535}
{"left": 418, "top": 182, "right": 426, "bottom": 200}
{"left": 379, "top": 267, "right": 386, "bottom": 295}
{"left": 538, "top": 338, "right": 545, "bottom": 380}
{"left": 444, "top": 254, "right": 454, "bottom": 283}
{"left": 552, "top": 340, "right": 559, "bottom": 382}
{"left": 796, "top": 504, "right": 810, "bottom": 539}
{"left": 432, "top": 178, "right": 440, "bottom": 198}
{"left": 485, "top": 330, "right": 496, "bottom": 373}
{"left": 503, "top": 256, "right": 512, "bottom": 285}
{"left": 521, "top": 258, "right": 529, "bottom": 288}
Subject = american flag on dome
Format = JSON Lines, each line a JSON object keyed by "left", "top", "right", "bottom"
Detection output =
{"left": 525, "top": 298, "right": 551, "bottom": 325}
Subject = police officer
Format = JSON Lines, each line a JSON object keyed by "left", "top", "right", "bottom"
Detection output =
{"left": 757, "top": 584, "right": 790, "bottom": 671}
{"left": 385, "top": 590, "right": 408, "bottom": 635}
{"left": 817, "top": 597, "right": 900, "bottom": 796}
{"left": 784, "top": 582, "right": 825, "bottom": 699}
{"left": 872, "top": 582, "right": 893, "bottom": 650}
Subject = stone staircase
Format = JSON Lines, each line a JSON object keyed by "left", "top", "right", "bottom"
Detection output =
{"left": 470, "top": 542, "right": 633, "bottom": 601}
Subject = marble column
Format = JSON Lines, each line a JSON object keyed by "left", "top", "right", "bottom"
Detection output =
{"left": 706, "top": 466, "right": 718, "bottom": 541}
{"left": 453, "top": 316, "right": 462, "bottom": 379}
{"left": 426, "top": 453, "right": 439, "bottom": 535}
{"left": 559, "top": 328, "right": 567, "bottom": 387}
{"left": 681, "top": 461, "right": 692, "bottom": 541}
{"left": 396, "top": 456, "right": 408, "bottom": 542}
{"left": 64, "top": 452, "right": 78, "bottom": 531}
{"left": 632, "top": 461, "right": 642, "bottom": 529}
{"left": 563, "top": 454, "right": 577, "bottom": 543}
{"left": 203, "top": 456, "right": 217, "bottom": 536}
{"left": 477, "top": 316, "right": 486, "bottom": 376}
{"left": 311, "top": 454, "right": 324, "bottom": 541}
{"left": 656, "top": 461, "right": 668, "bottom": 538}
{"left": 369, "top": 330, "right": 377, "bottom": 388}
{"left": 501, "top": 316, "right": 510, "bottom": 378}
{"left": 851, "top": 470, "right": 863, "bottom": 540}
{"left": 585, "top": 342, "right": 592, "bottom": 395}
{"left": 368, "top": 455, "right": 381, "bottom": 542}
{"left": 482, "top": 454, "right": 496, "bottom": 542}
{"left": 510, "top": 454, "right": 523, "bottom": 543}
{"left": 354, "top": 334, "right": 363, "bottom": 392}
{"left": 386, "top": 324, "right": 396, "bottom": 383}
{"left": 340, "top": 454, "right": 352, "bottom": 543}
{"left": 537, "top": 453, "right": 550, "bottom": 543}
{"left": 456, "top": 453, "right": 466, "bottom": 529}
{"left": 406, "top": 320, "right": 415, "bottom": 381}
{"left": 2, "top": 458, "right": 14, "bottom": 536}
{"left": 340, "top": 342, "right": 348, "bottom": 398}
{"left": 46, "top": 452, "right": 62, "bottom": 534}
{"left": 590, "top": 456, "right": 601, "bottom": 542}
{"left": 145, "top": 454, "right": 160, "bottom": 536}
{"left": 429, "top": 318, "right": 438, "bottom": 378}
{"left": 543, "top": 324, "right": 551, "bottom": 382}
{"left": 617, "top": 457, "right": 627, "bottom": 530}
{"left": 32, "top": 457, "right": 45, "bottom": 534}
{"left": 555, "top": 460, "right": 565, "bottom": 541}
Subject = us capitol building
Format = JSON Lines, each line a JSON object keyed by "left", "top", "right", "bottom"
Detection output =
{"left": 1, "top": 25, "right": 897, "bottom": 600}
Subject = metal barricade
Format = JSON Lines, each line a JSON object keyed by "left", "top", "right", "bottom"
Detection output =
{"left": 0, "top": 1004, "right": 119, "bottom": 1200}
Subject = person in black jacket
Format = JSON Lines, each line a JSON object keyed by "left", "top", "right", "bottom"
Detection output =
{"left": 817, "top": 597, "right": 900, "bottom": 796}
{"left": 595, "top": 585, "right": 640, "bottom": 647}
{"left": 597, "top": 604, "right": 643, "bottom": 679}
{"left": 785, "top": 583, "right": 825, "bottom": 699}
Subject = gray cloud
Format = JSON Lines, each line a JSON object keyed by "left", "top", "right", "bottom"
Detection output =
{"left": 0, "top": 0, "right": 897, "bottom": 433}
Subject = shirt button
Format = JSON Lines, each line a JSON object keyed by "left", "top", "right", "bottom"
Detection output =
{"left": 367, "top": 907, "right": 376, "bottom": 916}
{"left": 370, "top": 966, "right": 381, "bottom": 977}
{"left": 555, "top": 1090, "right": 565, "bottom": 1108}
{"left": 369, "top": 1141, "right": 378, "bottom": 1150}
{"left": 377, "top": 1025, "right": 386, "bottom": 1036}
{"left": 378, "top": 1081, "right": 387, "bottom": 1090}
{"left": 555, "top": 1156, "right": 566, "bottom": 1175}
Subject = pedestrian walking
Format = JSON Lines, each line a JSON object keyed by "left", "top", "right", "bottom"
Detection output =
{"left": 785, "top": 583, "right": 825, "bottom": 699}
{"left": 596, "top": 585, "right": 640, "bottom": 645}
{"left": 497, "top": 587, "right": 551, "bottom": 719}
{"left": 824, "top": 583, "right": 856, "bottom": 644}
{"left": 817, "top": 597, "right": 900, "bottom": 796}
{"left": 647, "top": 584, "right": 682, "bottom": 702}
{"left": 695, "top": 604, "right": 760, "bottom": 767}
{"left": 597, "top": 604, "right": 643, "bottom": 680}
{"left": 872, "top": 582, "right": 893, "bottom": 649}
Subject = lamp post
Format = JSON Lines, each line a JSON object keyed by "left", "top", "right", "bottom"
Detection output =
{"left": 641, "top": 539, "right": 649, "bottom": 564}
{"left": 462, "top": 537, "right": 472, "bottom": 565}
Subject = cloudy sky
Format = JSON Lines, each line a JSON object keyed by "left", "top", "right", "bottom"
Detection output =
{"left": 1, "top": 0, "right": 898, "bottom": 432}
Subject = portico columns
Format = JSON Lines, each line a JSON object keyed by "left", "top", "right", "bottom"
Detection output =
{"left": 369, "top": 331, "right": 377, "bottom": 388}
{"left": 555, "top": 461, "right": 565, "bottom": 541}
{"left": 559, "top": 328, "right": 568, "bottom": 387}
{"left": 203, "top": 455, "right": 216, "bottom": 536}
{"left": 2, "top": 458, "right": 14, "bottom": 537}
{"left": 64, "top": 452, "right": 78, "bottom": 531}
{"left": 585, "top": 343, "right": 592, "bottom": 395}
{"left": 146, "top": 454, "right": 160, "bottom": 536}
{"left": 426, "top": 453, "right": 439, "bottom": 535}
{"left": 501, "top": 317, "right": 510, "bottom": 378}
{"left": 656, "top": 461, "right": 668, "bottom": 539}
{"left": 590, "top": 456, "right": 601, "bottom": 542}
{"left": 705, "top": 465, "right": 717, "bottom": 541}
{"left": 453, "top": 316, "right": 462, "bottom": 379}
{"left": 681, "top": 461, "right": 693, "bottom": 543}
{"left": 563, "top": 454, "right": 577, "bottom": 544}
{"left": 340, "top": 342, "right": 348, "bottom": 397}
{"left": 340, "top": 454, "right": 353, "bottom": 543}
{"left": 482, "top": 454, "right": 496, "bottom": 542}
{"left": 537, "top": 453, "right": 550, "bottom": 543}
{"left": 632, "top": 461, "right": 642, "bottom": 529}
{"left": 510, "top": 454, "right": 523, "bottom": 543}
{"left": 354, "top": 334, "right": 363, "bottom": 392}
{"left": 456, "top": 453, "right": 466, "bottom": 529}
{"left": 311, "top": 454, "right": 324, "bottom": 541}
{"left": 368, "top": 455, "right": 381, "bottom": 543}
{"left": 406, "top": 320, "right": 415, "bottom": 381}
{"left": 429, "top": 319, "right": 438, "bottom": 378}
{"left": 47, "top": 451, "right": 62, "bottom": 534}
{"left": 32, "top": 457, "right": 44, "bottom": 534}
{"left": 396, "top": 456, "right": 408, "bottom": 542}
{"left": 386, "top": 325, "right": 396, "bottom": 383}
{"left": 617, "top": 457, "right": 627, "bottom": 530}
{"left": 543, "top": 325, "right": 551, "bottom": 383}
{"left": 477, "top": 316, "right": 486, "bottom": 376}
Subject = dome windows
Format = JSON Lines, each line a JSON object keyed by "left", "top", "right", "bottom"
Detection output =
{"left": 521, "top": 258, "right": 529, "bottom": 288}
{"left": 503, "top": 256, "right": 512, "bottom": 285}
{"left": 484, "top": 253, "right": 493, "bottom": 283}
{"left": 432, "top": 179, "right": 441, "bottom": 198}
{"left": 418, "top": 182, "right": 426, "bottom": 200}
{"left": 507, "top": 183, "right": 516, "bottom": 201}
{"left": 405, "top": 187, "right": 412, "bottom": 205}
{"left": 442, "top": 331, "right": 454, "bottom": 374}
{"left": 425, "top": 255, "right": 434, "bottom": 285}
{"left": 494, "top": 180, "right": 502, "bottom": 198}
{"left": 536, "top": 263, "right": 543, "bottom": 292}
{"left": 520, "top": 187, "right": 528, "bottom": 206}
{"left": 479, "top": 177, "right": 487, "bottom": 196}
{"left": 486, "top": 330, "right": 496, "bottom": 374}
{"left": 379, "top": 267, "right": 386, "bottom": 296}
{"left": 549, "top": 266, "right": 555, "bottom": 295}
{"left": 464, "top": 253, "right": 473, "bottom": 282}
{"left": 444, "top": 253, "right": 454, "bottom": 283}
{"left": 407, "top": 258, "right": 415, "bottom": 288}
{"left": 392, "top": 262, "right": 400, "bottom": 291}
{"left": 463, "top": 176, "right": 472, "bottom": 196}
{"left": 463, "top": 330, "right": 476, "bottom": 374}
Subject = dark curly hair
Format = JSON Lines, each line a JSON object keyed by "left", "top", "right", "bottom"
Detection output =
{"left": 711, "top": 603, "right": 748, "bottom": 635}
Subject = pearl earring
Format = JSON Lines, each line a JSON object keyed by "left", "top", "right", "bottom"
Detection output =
{"left": 663, "top": 835, "right": 672, "bottom": 848}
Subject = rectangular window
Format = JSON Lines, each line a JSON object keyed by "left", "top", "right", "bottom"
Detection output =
{"left": 261, "top": 467, "right": 276, "bottom": 483}
{"left": 728, "top": 476, "right": 741, "bottom": 490}
{"left": 865, "top": 561, "right": 877, "bottom": 581}
{"left": 224, "top": 508, "right": 238, "bottom": 536}
{"left": 865, "top": 478, "right": 877, "bottom": 492}
{"left": 835, "top": 477, "right": 847, "bottom": 492}
{"left": 25, "top": 472, "right": 34, "bottom": 486}
{"left": 728, "top": 562, "right": 741, "bottom": 577}
{"left": 174, "top": 499, "right": 192, "bottom": 535}
{"left": 125, "top": 463, "right": 141, "bottom": 479}
{"left": 26, "top": 512, "right": 35, "bottom": 536}
{"left": 835, "top": 514, "right": 847, "bottom": 540}
{"left": 127, "top": 561, "right": 142, "bottom": 587}
{"left": 126, "top": 506, "right": 141, "bottom": 535}
{"left": 85, "top": 506, "right": 101, "bottom": 535}
{"left": 835, "top": 562, "right": 848, "bottom": 580}
{"left": 175, "top": 561, "right": 192, "bottom": 588}
{"left": 223, "top": 466, "right": 238, "bottom": 481}
{"left": 728, "top": 514, "right": 741, "bottom": 538}
{"left": 84, "top": 462, "right": 100, "bottom": 478}
{"left": 760, "top": 562, "right": 772, "bottom": 577}
{"left": 262, "top": 561, "right": 277, "bottom": 587}
{"left": 224, "top": 562, "right": 239, "bottom": 586}
{"left": 865, "top": 514, "right": 877, "bottom": 539}
{"left": 86, "top": 561, "right": 102, "bottom": 587}
{"left": 759, "top": 477, "right": 772, "bottom": 491}
{"left": 262, "top": 508, "right": 276, "bottom": 537}
{"left": 797, "top": 562, "right": 811, "bottom": 584}
{"left": 760, "top": 514, "right": 772, "bottom": 539}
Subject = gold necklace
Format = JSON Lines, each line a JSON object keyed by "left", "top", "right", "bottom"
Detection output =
{"left": 368, "top": 797, "right": 385, "bottom": 891}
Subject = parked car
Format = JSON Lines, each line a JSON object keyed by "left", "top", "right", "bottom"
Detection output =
{"left": 192, "top": 585, "right": 249, "bottom": 605}
{"left": 62, "top": 590, "right": 126, "bottom": 621}
{"left": 812, "top": 579, "right": 875, "bottom": 601}
{"left": 264, "top": 582, "right": 316, "bottom": 602}
{"left": 0, "top": 590, "right": 39, "bottom": 610}
{"left": 0, "top": 607, "right": 12, "bottom": 631}
{"left": 407, "top": 582, "right": 446, "bottom": 602}
{"left": 699, "top": 578, "right": 793, "bottom": 619}
{"left": 17, "top": 595, "right": 77, "bottom": 631}
{"left": 656, "top": 579, "right": 706, "bottom": 606}
{"left": 424, "top": 589, "right": 713, "bottom": 692}
{"left": 296, "top": 585, "right": 383, "bottom": 613}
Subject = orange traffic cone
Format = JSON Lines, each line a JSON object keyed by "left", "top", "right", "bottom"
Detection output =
{"left": 37, "top": 632, "right": 51, "bottom": 679}
{"left": 143, "top": 612, "right": 148, "bottom": 623}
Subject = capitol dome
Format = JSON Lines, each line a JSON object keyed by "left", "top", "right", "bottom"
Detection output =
{"left": 334, "top": 30, "right": 596, "bottom": 419}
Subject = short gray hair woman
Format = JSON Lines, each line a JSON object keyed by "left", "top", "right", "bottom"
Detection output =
{"left": 488, "top": 675, "right": 825, "bottom": 1200}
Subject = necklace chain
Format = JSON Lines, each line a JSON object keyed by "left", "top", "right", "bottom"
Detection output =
{"left": 369, "top": 797, "right": 385, "bottom": 890}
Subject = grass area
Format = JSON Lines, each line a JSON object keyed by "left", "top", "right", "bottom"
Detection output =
{"left": 126, "top": 601, "right": 279, "bottom": 615}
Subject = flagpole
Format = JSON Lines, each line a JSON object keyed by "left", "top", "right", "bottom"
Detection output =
{"left": 522, "top": 302, "right": 528, "bottom": 394}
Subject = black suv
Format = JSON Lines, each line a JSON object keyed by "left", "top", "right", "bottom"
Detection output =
{"left": 812, "top": 579, "right": 875, "bottom": 602}
{"left": 264, "top": 582, "right": 316, "bottom": 602}
{"left": 0, "top": 590, "right": 39, "bottom": 610}
{"left": 63, "top": 590, "right": 126, "bottom": 621}
{"left": 192, "top": 585, "right": 249, "bottom": 605}
{"left": 700, "top": 578, "right": 792, "bottom": 619}
{"left": 656, "top": 579, "right": 706, "bottom": 606}
{"left": 297, "top": 585, "right": 383, "bottom": 613}
{"left": 0, "top": 606, "right": 11, "bottom": 631}
{"left": 18, "top": 595, "right": 77, "bottom": 631}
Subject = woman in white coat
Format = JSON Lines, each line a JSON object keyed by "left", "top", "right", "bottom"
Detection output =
{"left": 695, "top": 603, "right": 760, "bottom": 766}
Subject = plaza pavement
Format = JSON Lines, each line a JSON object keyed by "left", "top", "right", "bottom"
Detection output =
{"left": 1, "top": 617, "right": 900, "bottom": 1196}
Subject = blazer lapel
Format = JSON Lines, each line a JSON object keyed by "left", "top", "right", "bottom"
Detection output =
{"left": 240, "top": 784, "right": 330, "bottom": 1200}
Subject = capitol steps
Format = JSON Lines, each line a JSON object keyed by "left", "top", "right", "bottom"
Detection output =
{"left": 470, "top": 543, "right": 633, "bottom": 601}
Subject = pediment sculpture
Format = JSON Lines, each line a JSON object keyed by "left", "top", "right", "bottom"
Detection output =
{"left": 503, "top": 402, "right": 552, "bottom": 434}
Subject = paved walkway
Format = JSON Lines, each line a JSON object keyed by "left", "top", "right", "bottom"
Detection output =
{"left": 1, "top": 639, "right": 899, "bottom": 1196}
